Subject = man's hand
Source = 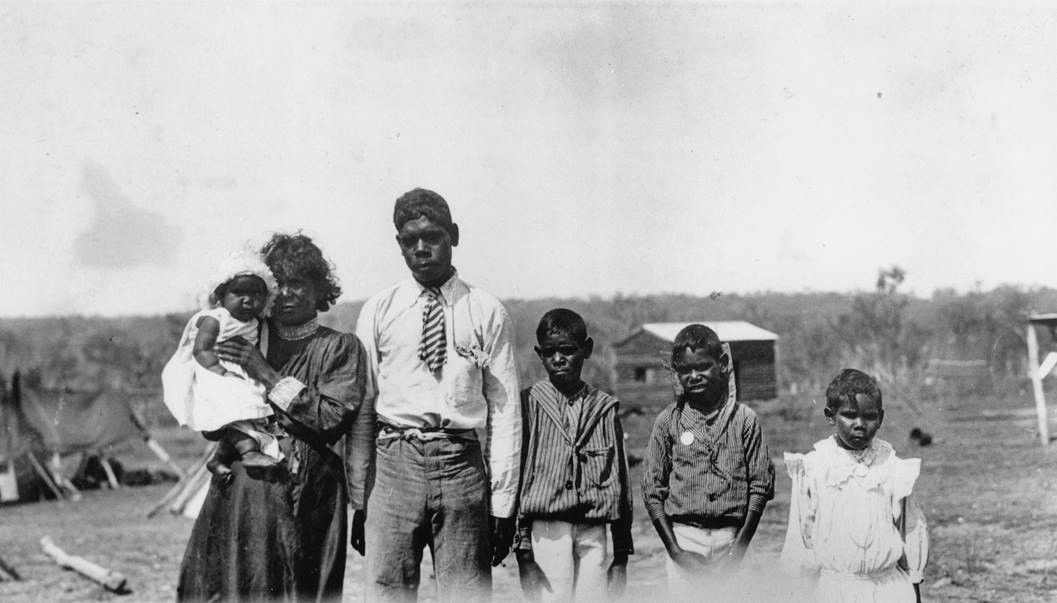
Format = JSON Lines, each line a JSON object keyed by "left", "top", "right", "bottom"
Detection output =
{"left": 350, "top": 509, "right": 366, "bottom": 556}
{"left": 490, "top": 516, "right": 516, "bottom": 566}
{"left": 516, "top": 550, "right": 550, "bottom": 600}
{"left": 607, "top": 553, "right": 628, "bottom": 597}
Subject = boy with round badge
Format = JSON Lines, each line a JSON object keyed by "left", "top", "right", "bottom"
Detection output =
{"left": 515, "top": 309, "right": 633, "bottom": 602}
{"left": 641, "top": 324, "right": 775, "bottom": 600}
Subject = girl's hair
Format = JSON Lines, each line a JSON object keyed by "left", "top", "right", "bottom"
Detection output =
{"left": 825, "top": 368, "right": 883, "bottom": 411}
{"left": 260, "top": 232, "right": 342, "bottom": 312}
{"left": 671, "top": 324, "right": 724, "bottom": 362}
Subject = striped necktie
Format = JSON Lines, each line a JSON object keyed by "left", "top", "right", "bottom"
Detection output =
{"left": 418, "top": 287, "right": 446, "bottom": 372}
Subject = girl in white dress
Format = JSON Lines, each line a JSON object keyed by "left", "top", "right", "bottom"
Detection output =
{"left": 162, "top": 249, "right": 281, "bottom": 475}
{"left": 781, "top": 369, "right": 928, "bottom": 603}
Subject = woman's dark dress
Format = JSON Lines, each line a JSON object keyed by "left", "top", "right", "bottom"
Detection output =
{"left": 176, "top": 326, "right": 374, "bottom": 602}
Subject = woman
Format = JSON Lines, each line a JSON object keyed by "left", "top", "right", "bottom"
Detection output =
{"left": 177, "top": 233, "right": 374, "bottom": 602}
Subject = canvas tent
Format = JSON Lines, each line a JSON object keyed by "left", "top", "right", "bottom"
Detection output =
{"left": 1, "top": 372, "right": 181, "bottom": 502}
{"left": 0, "top": 375, "right": 66, "bottom": 502}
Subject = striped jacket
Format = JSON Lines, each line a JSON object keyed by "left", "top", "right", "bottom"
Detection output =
{"left": 641, "top": 397, "right": 775, "bottom": 526}
{"left": 515, "top": 380, "right": 634, "bottom": 555}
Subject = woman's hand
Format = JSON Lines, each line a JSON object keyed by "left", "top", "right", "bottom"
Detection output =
{"left": 215, "top": 336, "right": 280, "bottom": 388}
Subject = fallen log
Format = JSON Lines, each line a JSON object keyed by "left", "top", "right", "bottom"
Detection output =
{"left": 39, "top": 536, "right": 129, "bottom": 594}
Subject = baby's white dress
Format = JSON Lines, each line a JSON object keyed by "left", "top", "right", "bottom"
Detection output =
{"left": 781, "top": 436, "right": 929, "bottom": 602}
{"left": 161, "top": 307, "right": 272, "bottom": 432}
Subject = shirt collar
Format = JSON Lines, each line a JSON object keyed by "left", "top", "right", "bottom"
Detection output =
{"left": 545, "top": 379, "right": 591, "bottom": 404}
{"left": 400, "top": 269, "right": 463, "bottom": 307}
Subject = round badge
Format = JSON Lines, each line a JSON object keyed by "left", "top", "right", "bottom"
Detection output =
{"left": 680, "top": 431, "right": 695, "bottom": 446}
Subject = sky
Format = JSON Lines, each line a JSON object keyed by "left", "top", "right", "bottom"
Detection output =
{"left": 2, "top": 2, "right": 1056, "bottom": 317}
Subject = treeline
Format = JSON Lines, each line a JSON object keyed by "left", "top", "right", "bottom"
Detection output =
{"left": 3, "top": 270, "right": 1056, "bottom": 399}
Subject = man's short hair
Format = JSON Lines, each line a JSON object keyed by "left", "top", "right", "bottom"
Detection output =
{"left": 825, "top": 368, "right": 883, "bottom": 411}
{"left": 393, "top": 188, "right": 455, "bottom": 234}
{"left": 671, "top": 324, "right": 724, "bottom": 361}
{"left": 536, "top": 308, "right": 589, "bottom": 344}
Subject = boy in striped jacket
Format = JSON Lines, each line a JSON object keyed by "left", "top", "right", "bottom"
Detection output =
{"left": 641, "top": 324, "right": 775, "bottom": 597}
{"left": 515, "top": 308, "right": 634, "bottom": 602}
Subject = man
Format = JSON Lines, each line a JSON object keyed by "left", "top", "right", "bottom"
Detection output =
{"left": 356, "top": 188, "right": 521, "bottom": 602}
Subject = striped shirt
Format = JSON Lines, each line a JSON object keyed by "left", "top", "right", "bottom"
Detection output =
{"left": 516, "top": 380, "right": 634, "bottom": 555}
{"left": 641, "top": 396, "right": 774, "bottom": 526}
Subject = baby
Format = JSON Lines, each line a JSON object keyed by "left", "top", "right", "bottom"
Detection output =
{"left": 162, "top": 249, "right": 282, "bottom": 475}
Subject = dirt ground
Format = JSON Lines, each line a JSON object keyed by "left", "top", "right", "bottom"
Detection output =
{"left": 2, "top": 388, "right": 1057, "bottom": 602}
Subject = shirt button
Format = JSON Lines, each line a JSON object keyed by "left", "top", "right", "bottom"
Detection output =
{"left": 565, "top": 480, "right": 574, "bottom": 490}
{"left": 578, "top": 454, "right": 587, "bottom": 462}
{"left": 709, "top": 493, "right": 717, "bottom": 501}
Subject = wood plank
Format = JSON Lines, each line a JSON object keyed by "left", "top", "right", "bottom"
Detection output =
{"left": 1027, "top": 324, "right": 1049, "bottom": 447}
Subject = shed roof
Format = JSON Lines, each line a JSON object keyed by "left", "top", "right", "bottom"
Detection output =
{"left": 620, "top": 321, "right": 778, "bottom": 346}
{"left": 1028, "top": 313, "right": 1057, "bottom": 326}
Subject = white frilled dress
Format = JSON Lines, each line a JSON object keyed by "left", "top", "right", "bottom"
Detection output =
{"left": 161, "top": 307, "right": 272, "bottom": 432}
{"left": 781, "top": 437, "right": 928, "bottom": 603}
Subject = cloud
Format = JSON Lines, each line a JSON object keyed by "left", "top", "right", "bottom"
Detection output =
{"left": 74, "top": 162, "right": 183, "bottom": 268}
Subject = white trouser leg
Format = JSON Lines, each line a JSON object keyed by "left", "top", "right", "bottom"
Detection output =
{"left": 664, "top": 524, "right": 737, "bottom": 600}
{"left": 531, "top": 520, "right": 610, "bottom": 603}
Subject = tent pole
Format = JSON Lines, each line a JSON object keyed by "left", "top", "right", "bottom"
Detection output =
{"left": 144, "top": 437, "right": 185, "bottom": 478}
{"left": 26, "top": 452, "right": 65, "bottom": 500}
{"left": 49, "top": 452, "right": 82, "bottom": 500}
{"left": 99, "top": 456, "right": 120, "bottom": 489}
{"left": 0, "top": 554, "right": 21, "bottom": 580}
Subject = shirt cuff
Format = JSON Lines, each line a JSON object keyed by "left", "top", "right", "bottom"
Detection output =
{"left": 267, "top": 376, "right": 305, "bottom": 411}
{"left": 490, "top": 490, "right": 517, "bottom": 519}
{"left": 644, "top": 499, "right": 667, "bottom": 523}
{"left": 515, "top": 522, "right": 533, "bottom": 552}
{"left": 747, "top": 493, "right": 770, "bottom": 514}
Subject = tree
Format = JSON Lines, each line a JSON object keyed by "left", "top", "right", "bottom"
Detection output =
{"left": 836, "top": 266, "right": 931, "bottom": 382}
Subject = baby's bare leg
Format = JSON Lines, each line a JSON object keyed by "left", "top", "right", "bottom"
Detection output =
{"left": 229, "top": 429, "right": 278, "bottom": 469}
{"left": 205, "top": 434, "right": 238, "bottom": 481}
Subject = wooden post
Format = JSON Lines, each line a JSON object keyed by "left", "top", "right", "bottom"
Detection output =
{"left": 1027, "top": 323, "right": 1050, "bottom": 447}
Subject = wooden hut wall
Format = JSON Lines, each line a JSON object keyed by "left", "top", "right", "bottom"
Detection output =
{"left": 613, "top": 331, "right": 777, "bottom": 404}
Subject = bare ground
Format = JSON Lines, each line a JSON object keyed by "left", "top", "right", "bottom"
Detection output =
{"left": 2, "top": 389, "right": 1057, "bottom": 602}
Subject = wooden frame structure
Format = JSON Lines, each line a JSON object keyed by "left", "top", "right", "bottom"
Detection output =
{"left": 1026, "top": 313, "right": 1057, "bottom": 446}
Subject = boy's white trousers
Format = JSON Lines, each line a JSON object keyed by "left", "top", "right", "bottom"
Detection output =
{"left": 530, "top": 519, "right": 609, "bottom": 603}
{"left": 665, "top": 524, "right": 738, "bottom": 599}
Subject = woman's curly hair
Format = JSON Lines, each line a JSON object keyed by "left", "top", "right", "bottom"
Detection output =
{"left": 260, "top": 232, "right": 342, "bottom": 312}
